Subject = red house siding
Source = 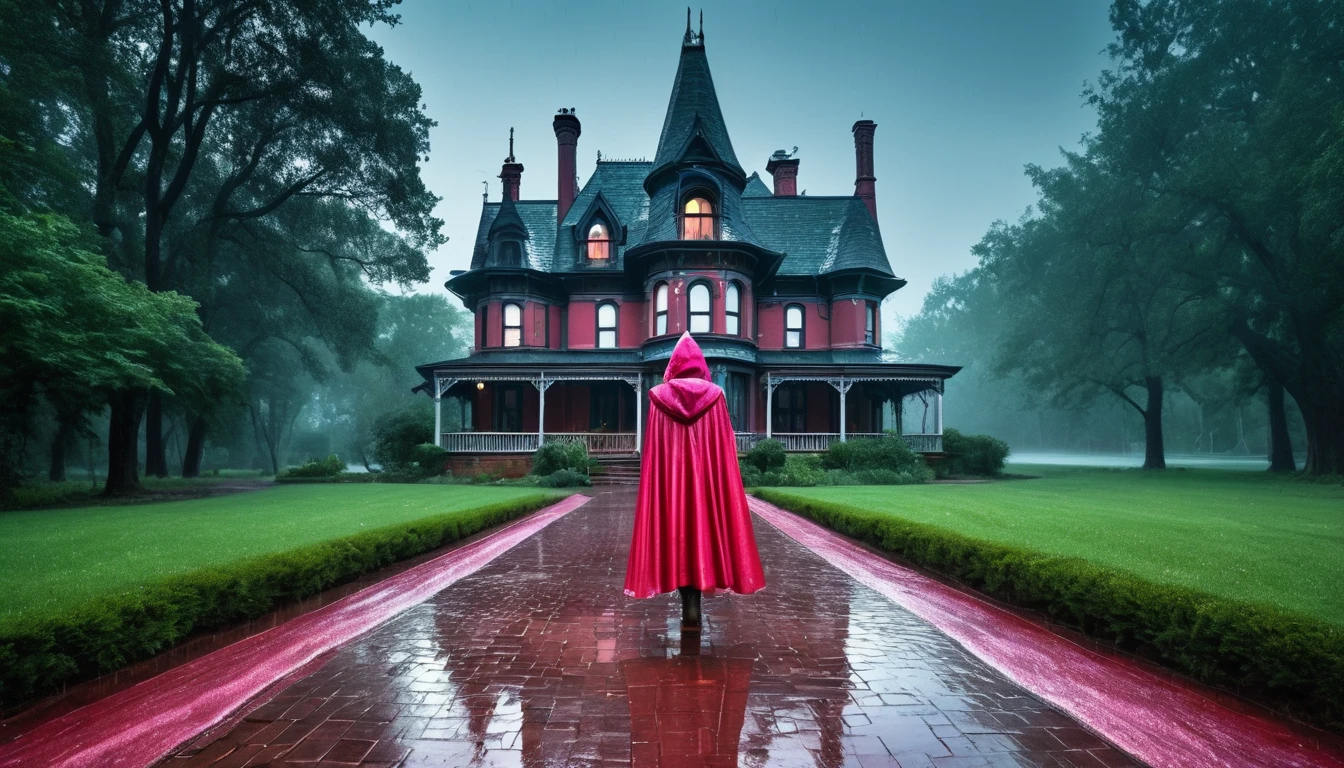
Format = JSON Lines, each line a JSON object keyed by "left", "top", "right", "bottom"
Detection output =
{"left": 830, "top": 298, "right": 870, "bottom": 348}
{"left": 619, "top": 301, "right": 645, "bottom": 347}
{"left": 568, "top": 301, "right": 597, "bottom": 349}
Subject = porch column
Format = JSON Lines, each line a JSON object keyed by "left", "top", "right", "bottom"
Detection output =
{"left": 534, "top": 376, "right": 554, "bottom": 446}
{"left": 634, "top": 378, "right": 643, "bottom": 453}
{"left": 829, "top": 378, "right": 854, "bottom": 442}
{"left": 765, "top": 374, "right": 775, "bottom": 439}
{"left": 935, "top": 388, "right": 943, "bottom": 434}
{"left": 434, "top": 393, "right": 441, "bottom": 448}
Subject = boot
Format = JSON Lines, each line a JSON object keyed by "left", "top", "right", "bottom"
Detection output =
{"left": 679, "top": 586, "right": 702, "bottom": 632}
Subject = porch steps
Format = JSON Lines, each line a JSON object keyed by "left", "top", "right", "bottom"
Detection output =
{"left": 590, "top": 454, "right": 641, "bottom": 487}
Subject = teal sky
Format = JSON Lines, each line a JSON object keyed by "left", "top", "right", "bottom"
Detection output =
{"left": 368, "top": 1, "right": 1116, "bottom": 323}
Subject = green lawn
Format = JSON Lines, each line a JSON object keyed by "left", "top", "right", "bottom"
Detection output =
{"left": 0, "top": 484, "right": 555, "bottom": 624}
{"left": 761, "top": 465, "right": 1344, "bottom": 625}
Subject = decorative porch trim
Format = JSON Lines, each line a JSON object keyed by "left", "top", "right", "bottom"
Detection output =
{"left": 762, "top": 371, "right": 944, "bottom": 442}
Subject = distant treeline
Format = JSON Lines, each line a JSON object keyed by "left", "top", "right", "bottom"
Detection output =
{"left": 896, "top": 0, "right": 1343, "bottom": 474}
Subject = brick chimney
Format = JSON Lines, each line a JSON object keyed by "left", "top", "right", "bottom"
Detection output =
{"left": 852, "top": 120, "right": 877, "bottom": 220}
{"left": 499, "top": 127, "right": 523, "bottom": 201}
{"left": 553, "top": 109, "right": 581, "bottom": 220}
{"left": 765, "top": 149, "right": 799, "bottom": 197}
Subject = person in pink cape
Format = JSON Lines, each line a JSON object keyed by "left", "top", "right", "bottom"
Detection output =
{"left": 624, "top": 332, "right": 766, "bottom": 633}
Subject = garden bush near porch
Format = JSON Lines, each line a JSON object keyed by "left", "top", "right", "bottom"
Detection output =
{"left": 0, "top": 484, "right": 560, "bottom": 708}
{"left": 754, "top": 466, "right": 1344, "bottom": 731}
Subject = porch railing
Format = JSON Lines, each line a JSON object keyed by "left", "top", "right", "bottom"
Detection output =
{"left": 439, "top": 432, "right": 637, "bottom": 454}
{"left": 734, "top": 433, "right": 944, "bottom": 454}
{"left": 546, "top": 432, "right": 638, "bottom": 453}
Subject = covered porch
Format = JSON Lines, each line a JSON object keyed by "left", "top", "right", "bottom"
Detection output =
{"left": 431, "top": 367, "right": 645, "bottom": 455}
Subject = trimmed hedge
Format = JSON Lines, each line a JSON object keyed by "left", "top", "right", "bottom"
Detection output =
{"left": 754, "top": 489, "right": 1344, "bottom": 732}
{"left": 0, "top": 493, "right": 556, "bottom": 708}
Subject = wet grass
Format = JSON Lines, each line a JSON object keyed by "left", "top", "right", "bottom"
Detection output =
{"left": 0, "top": 483, "right": 556, "bottom": 624}
{"left": 760, "top": 465, "right": 1344, "bottom": 625}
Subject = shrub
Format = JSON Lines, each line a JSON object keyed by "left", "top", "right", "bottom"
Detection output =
{"left": 940, "top": 428, "right": 1010, "bottom": 477}
{"left": 538, "top": 468, "right": 591, "bottom": 488}
{"left": 753, "top": 489, "right": 1344, "bottom": 733}
{"left": 743, "top": 439, "right": 786, "bottom": 473}
{"left": 822, "top": 468, "right": 931, "bottom": 486}
{"left": 738, "top": 463, "right": 763, "bottom": 488}
{"left": 371, "top": 407, "right": 434, "bottom": 471}
{"left": 280, "top": 454, "right": 346, "bottom": 479}
{"left": 531, "top": 440, "right": 591, "bottom": 477}
{"left": 410, "top": 443, "right": 449, "bottom": 478}
{"left": 822, "top": 435, "right": 929, "bottom": 476}
{"left": 0, "top": 493, "right": 558, "bottom": 708}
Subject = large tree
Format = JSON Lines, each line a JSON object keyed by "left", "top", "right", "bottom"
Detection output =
{"left": 1090, "top": 0, "right": 1344, "bottom": 473}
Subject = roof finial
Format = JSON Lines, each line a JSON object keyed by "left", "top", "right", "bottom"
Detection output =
{"left": 505, "top": 127, "right": 515, "bottom": 163}
{"left": 481, "top": 180, "right": 488, "bottom": 201}
{"left": 684, "top": 7, "right": 693, "bottom": 45}
{"left": 596, "top": 149, "right": 602, "bottom": 162}
{"left": 699, "top": 9, "right": 703, "bottom": 41}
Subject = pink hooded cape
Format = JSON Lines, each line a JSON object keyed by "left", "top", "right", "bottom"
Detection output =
{"left": 624, "top": 333, "right": 766, "bottom": 598}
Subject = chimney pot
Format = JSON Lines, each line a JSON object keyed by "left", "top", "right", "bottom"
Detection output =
{"left": 852, "top": 120, "right": 877, "bottom": 220}
{"left": 553, "top": 112, "right": 582, "bottom": 221}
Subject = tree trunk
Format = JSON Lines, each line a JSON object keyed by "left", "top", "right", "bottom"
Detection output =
{"left": 104, "top": 390, "right": 145, "bottom": 495}
{"left": 182, "top": 416, "right": 208, "bottom": 478}
{"left": 48, "top": 418, "right": 73, "bottom": 482}
{"left": 1266, "top": 381, "right": 1296, "bottom": 472}
{"left": 1300, "top": 393, "right": 1344, "bottom": 476}
{"left": 1141, "top": 376, "right": 1166, "bottom": 470}
{"left": 145, "top": 390, "right": 168, "bottom": 477}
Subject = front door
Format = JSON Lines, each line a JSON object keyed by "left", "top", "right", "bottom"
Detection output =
{"left": 492, "top": 384, "right": 524, "bottom": 432}
{"left": 772, "top": 384, "right": 807, "bottom": 433}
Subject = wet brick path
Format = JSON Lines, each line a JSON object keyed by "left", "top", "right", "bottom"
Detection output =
{"left": 162, "top": 489, "right": 1140, "bottom": 768}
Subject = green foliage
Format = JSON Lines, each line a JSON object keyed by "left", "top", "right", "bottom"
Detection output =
{"left": 538, "top": 468, "right": 591, "bottom": 488}
{"left": 820, "top": 468, "right": 932, "bottom": 486}
{"left": 755, "top": 487, "right": 1344, "bottom": 731}
{"left": 0, "top": 490, "right": 555, "bottom": 706}
{"left": 410, "top": 443, "right": 449, "bottom": 478}
{"left": 743, "top": 439, "right": 786, "bottom": 473}
{"left": 531, "top": 441, "right": 591, "bottom": 477}
{"left": 371, "top": 407, "right": 434, "bottom": 471}
{"left": 740, "top": 451, "right": 930, "bottom": 488}
{"left": 280, "top": 454, "right": 346, "bottom": 479}
{"left": 940, "top": 429, "right": 1010, "bottom": 477}
{"left": 822, "top": 435, "right": 929, "bottom": 475}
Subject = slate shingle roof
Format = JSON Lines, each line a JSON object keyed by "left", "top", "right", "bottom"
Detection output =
{"left": 745, "top": 196, "right": 895, "bottom": 277}
{"left": 651, "top": 43, "right": 742, "bottom": 176}
{"left": 553, "top": 161, "right": 651, "bottom": 270}
{"left": 744, "top": 172, "right": 772, "bottom": 198}
{"left": 470, "top": 200, "right": 557, "bottom": 270}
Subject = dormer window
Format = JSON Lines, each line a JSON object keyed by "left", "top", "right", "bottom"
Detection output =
{"left": 688, "top": 281, "right": 712, "bottom": 333}
{"left": 586, "top": 223, "right": 611, "bottom": 260}
{"left": 681, "top": 196, "right": 716, "bottom": 240}
{"left": 498, "top": 241, "right": 522, "bottom": 267}
{"left": 503, "top": 302, "right": 522, "bottom": 347}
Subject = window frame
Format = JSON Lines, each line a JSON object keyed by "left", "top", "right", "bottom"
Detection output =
{"left": 596, "top": 301, "right": 619, "bottom": 349}
{"left": 654, "top": 282, "right": 669, "bottom": 336}
{"left": 502, "top": 302, "right": 523, "bottom": 348}
{"left": 687, "top": 281, "right": 713, "bottom": 334}
{"left": 585, "top": 222, "right": 612, "bottom": 261}
{"left": 725, "top": 281, "right": 742, "bottom": 337}
{"left": 865, "top": 301, "right": 877, "bottom": 345}
{"left": 784, "top": 303, "right": 805, "bottom": 349}
{"left": 679, "top": 193, "right": 718, "bottom": 241}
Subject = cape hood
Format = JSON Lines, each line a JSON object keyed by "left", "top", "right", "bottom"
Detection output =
{"left": 649, "top": 333, "right": 723, "bottom": 424}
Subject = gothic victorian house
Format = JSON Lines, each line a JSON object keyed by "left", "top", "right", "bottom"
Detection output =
{"left": 416, "top": 20, "right": 958, "bottom": 474}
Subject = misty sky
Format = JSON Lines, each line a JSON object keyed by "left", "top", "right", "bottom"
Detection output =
{"left": 367, "top": 1, "right": 1116, "bottom": 323}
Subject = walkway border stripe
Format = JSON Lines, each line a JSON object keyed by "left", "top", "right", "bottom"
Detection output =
{"left": 0, "top": 494, "right": 591, "bottom": 768}
{"left": 748, "top": 496, "right": 1344, "bottom": 768}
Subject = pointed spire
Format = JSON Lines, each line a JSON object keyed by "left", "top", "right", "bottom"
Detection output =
{"left": 505, "top": 127, "right": 515, "bottom": 163}
{"left": 652, "top": 13, "right": 740, "bottom": 177}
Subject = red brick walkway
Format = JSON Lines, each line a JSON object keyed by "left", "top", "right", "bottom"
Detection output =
{"left": 161, "top": 488, "right": 1137, "bottom": 767}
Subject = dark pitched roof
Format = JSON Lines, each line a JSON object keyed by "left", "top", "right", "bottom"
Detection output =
{"left": 744, "top": 196, "right": 896, "bottom": 277}
{"left": 651, "top": 43, "right": 742, "bottom": 176}
{"left": 470, "top": 200, "right": 557, "bottom": 270}
{"left": 743, "top": 172, "right": 772, "bottom": 197}
{"left": 553, "top": 161, "right": 652, "bottom": 270}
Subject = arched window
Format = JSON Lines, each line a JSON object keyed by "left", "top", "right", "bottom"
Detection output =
{"left": 586, "top": 223, "right": 611, "bottom": 261}
{"left": 865, "top": 301, "right": 877, "bottom": 345}
{"left": 725, "top": 282, "right": 742, "bottom": 336}
{"left": 654, "top": 283, "right": 669, "bottom": 336}
{"left": 681, "top": 196, "right": 716, "bottom": 240}
{"left": 503, "top": 302, "right": 522, "bottom": 347}
{"left": 688, "top": 282, "right": 712, "bottom": 334}
{"left": 785, "top": 304, "right": 804, "bottom": 348}
{"left": 596, "top": 302, "right": 618, "bottom": 348}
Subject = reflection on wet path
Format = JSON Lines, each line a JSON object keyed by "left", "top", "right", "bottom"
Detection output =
{"left": 163, "top": 488, "right": 1139, "bottom": 767}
